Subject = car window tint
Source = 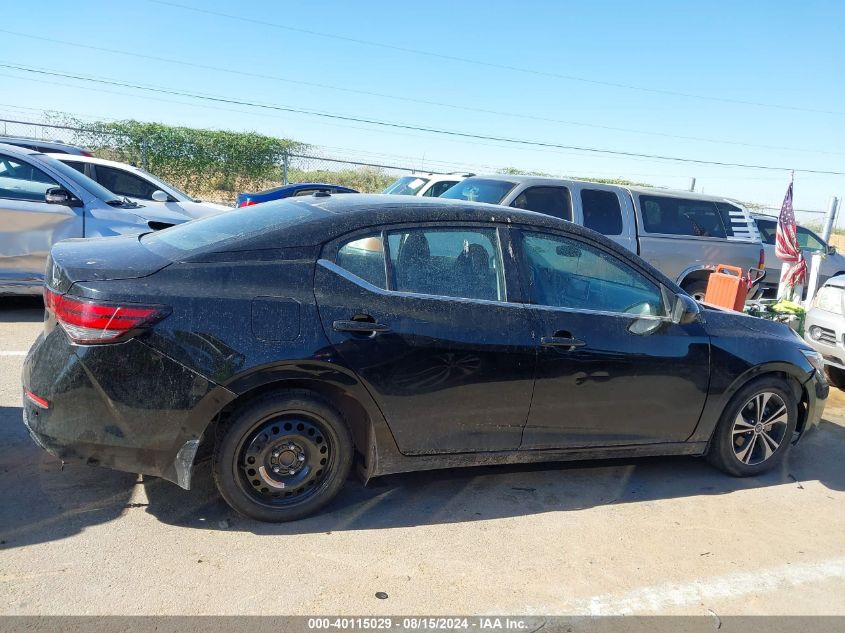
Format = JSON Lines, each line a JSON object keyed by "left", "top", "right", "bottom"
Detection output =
{"left": 797, "top": 227, "right": 825, "bottom": 251}
{"left": 422, "top": 180, "right": 458, "bottom": 197}
{"left": 63, "top": 161, "right": 87, "bottom": 175}
{"left": 294, "top": 189, "right": 317, "bottom": 197}
{"left": 640, "top": 196, "right": 727, "bottom": 238}
{"left": 510, "top": 186, "right": 572, "bottom": 221}
{"left": 0, "top": 153, "right": 60, "bottom": 202}
{"left": 95, "top": 165, "right": 160, "bottom": 200}
{"left": 756, "top": 218, "right": 777, "bottom": 245}
{"left": 440, "top": 178, "right": 516, "bottom": 204}
{"left": 714, "top": 202, "right": 740, "bottom": 237}
{"left": 388, "top": 227, "right": 504, "bottom": 301}
{"left": 520, "top": 231, "right": 664, "bottom": 316}
{"left": 581, "top": 189, "right": 623, "bottom": 235}
{"left": 336, "top": 233, "right": 386, "bottom": 288}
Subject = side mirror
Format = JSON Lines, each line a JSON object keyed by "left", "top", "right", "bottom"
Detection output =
{"left": 828, "top": 244, "right": 837, "bottom": 255}
{"left": 151, "top": 190, "right": 170, "bottom": 202}
{"left": 45, "top": 187, "right": 81, "bottom": 207}
{"left": 672, "top": 293, "right": 701, "bottom": 325}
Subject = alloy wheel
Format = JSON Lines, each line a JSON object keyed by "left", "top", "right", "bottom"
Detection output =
{"left": 731, "top": 391, "right": 789, "bottom": 466}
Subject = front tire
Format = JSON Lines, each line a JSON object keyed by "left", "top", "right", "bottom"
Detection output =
{"left": 707, "top": 377, "right": 797, "bottom": 477}
{"left": 213, "top": 390, "right": 353, "bottom": 522}
{"left": 824, "top": 366, "right": 845, "bottom": 389}
{"left": 682, "top": 278, "right": 709, "bottom": 303}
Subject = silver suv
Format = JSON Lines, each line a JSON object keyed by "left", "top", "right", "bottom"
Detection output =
{"left": 804, "top": 275, "right": 845, "bottom": 387}
{"left": 441, "top": 175, "right": 765, "bottom": 299}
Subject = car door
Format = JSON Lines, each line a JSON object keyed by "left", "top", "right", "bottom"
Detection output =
{"left": 513, "top": 228, "right": 710, "bottom": 448}
{"left": 314, "top": 223, "right": 537, "bottom": 455}
{"left": 0, "top": 152, "right": 83, "bottom": 290}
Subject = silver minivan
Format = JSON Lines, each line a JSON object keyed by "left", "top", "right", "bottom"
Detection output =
{"left": 442, "top": 175, "right": 765, "bottom": 299}
{"left": 0, "top": 143, "right": 211, "bottom": 295}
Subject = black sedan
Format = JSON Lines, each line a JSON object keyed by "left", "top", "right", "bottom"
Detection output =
{"left": 22, "top": 194, "right": 828, "bottom": 522}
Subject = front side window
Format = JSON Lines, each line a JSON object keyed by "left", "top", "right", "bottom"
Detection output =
{"left": 95, "top": 165, "right": 161, "bottom": 200}
{"left": 510, "top": 186, "right": 572, "bottom": 221}
{"left": 640, "top": 195, "right": 727, "bottom": 238}
{"left": 0, "top": 154, "right": 60, "bottom": 201}
{"left": 336, "top": 233, "right": 386, "bottom": 288}
{"left": 581, "top": 189, "right": 623, "bottom": 235}
{"left": 388, "top": 227, "right": 505, "bottom": 302}
{"left": 519, "top": 231, "right": 664, "bottom": 316}
{"left": 63, "top": 160, "right": 87, "bottom": 176}
{"left": 797, "top": 227, "right": 826, "bottom": 252}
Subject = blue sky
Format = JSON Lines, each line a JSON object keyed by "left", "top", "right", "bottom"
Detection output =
{"left": 0, "top": 0, "right": 843, "bottom": 218}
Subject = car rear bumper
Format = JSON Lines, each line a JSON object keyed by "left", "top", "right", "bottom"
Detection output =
{"left": 21, "top": 327, "right": 234, "bottom": 488}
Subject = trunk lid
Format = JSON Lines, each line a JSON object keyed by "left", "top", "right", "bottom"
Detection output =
{"left": 46, "top": 235, "right": 171, "bottom": 293}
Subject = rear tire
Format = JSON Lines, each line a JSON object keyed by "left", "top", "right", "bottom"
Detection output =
{"left": 824, "top": 366, "right": 845, "bottom": 389}
{"left": 707, "top": 377, "right": 797, "bottom": 477}
{"left": 213, "top": 390, "right": 353, "bottom": 522}
{"left": 682, "top": 278, "right": 709, "bottom": 302}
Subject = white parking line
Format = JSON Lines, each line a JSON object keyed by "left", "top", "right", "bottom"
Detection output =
{"left": 0, "top": 351, "right": 27, "bottom": 356}
{"left": 575, "top": 555, "right": 845, "bottom": 614}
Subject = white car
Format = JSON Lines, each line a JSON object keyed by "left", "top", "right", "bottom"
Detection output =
{"left": 382, "top": 172, "right": 471, "bottom": 197}
{"left": 48, "top": 154, "right": 230, "bottom": 218}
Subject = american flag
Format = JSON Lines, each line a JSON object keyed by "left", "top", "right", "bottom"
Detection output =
{"left": 775, "top": 177, "right": 807, "bottom": 286}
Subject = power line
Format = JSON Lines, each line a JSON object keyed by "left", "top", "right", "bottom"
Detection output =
{"left": 149, "top": 0, "right": 845, "bottom": 117}
{"left": 2, "top": 61, "right": 843, "bottom": 175}
{"left": 0, "top": 28, "right": 840, "bottom": 156}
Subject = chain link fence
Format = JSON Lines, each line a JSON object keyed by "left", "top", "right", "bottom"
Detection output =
{"left": 0, "top": 118, "right": 453, "bottom": 204}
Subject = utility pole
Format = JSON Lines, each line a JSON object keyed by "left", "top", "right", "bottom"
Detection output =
{"left": 688, "top": 177, "right": 696, "bottom": 192}
{"left": 282, "top": 152, "right": 289, "bottom": 185}
{"left": 821, "top": 196, "right": 840, "bottom": 244}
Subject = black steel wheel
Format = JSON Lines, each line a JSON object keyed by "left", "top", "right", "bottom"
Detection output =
{"left": 213, "top": 390, "right": 353, "bottom": 522}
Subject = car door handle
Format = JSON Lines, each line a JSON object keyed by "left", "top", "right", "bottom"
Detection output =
{"left": 541, "top": 336, "right": 586, "bottom": 349}
{"left": 332, "top": 320, "right": 391, "bottom": 334}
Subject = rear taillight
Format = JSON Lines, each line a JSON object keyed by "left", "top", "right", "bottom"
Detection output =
{"left": 44, "top": 288, "right": 169, "bottom": 344}
{"left": 238, "top": 199, "right": 257, "bottom": 208}
{"left": 758, "top": 248, "right": 765, "bottom": 270}
{"left": 79, "top": 150, "right": 93, "bottom": 157}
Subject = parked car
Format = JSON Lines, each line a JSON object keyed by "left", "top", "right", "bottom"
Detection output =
{"left": 236, "top": 183, "right": 358, "bottom": 208}
{"left": 382, "top": 172, "right": 471, "bottom": 197}
{"left": 441, "top": 175, "right": 765, "bottom": 301}
{"left": 753, "top": 213, "right": 845, "bottom": 298}
{"left": 23, "top": 194, "right": 827, "bottom": 522}
{"left": 0, "top": 143, "right": 203, "bottom": 295}
{"left": 50, "top": 154, "right": 230, "bottom": 218}
{"left": 804, "top": 275, "right": 845, "bottom": 387}
{"left": 0, "top": 135, "right": 92, "bottom": 156}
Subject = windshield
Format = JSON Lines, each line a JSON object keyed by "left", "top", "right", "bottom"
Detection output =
{"left": 383, "top": 176, "right": 430, "bottom": 195}
{"left": 33, "top": 153, "right": 123, "bottom": 203}
{"left": 440, "top": 178, "right": 517, "bottom": 204}
{"left": 142, "top": 199, "right": 321, "bottom": 257}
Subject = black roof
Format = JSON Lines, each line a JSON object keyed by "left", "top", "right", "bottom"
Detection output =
{"left": 146, "top": 193, "right": 681, "bottom": 293}
{"left": 237, "top": 194, "right": 576, "bottom": 248}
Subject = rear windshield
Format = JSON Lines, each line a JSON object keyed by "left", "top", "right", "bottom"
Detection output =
{"left": 141, "top": 199, "right": 322, "bottom": 256}
{"left": 440, "top": 178, "right": 516, "bottom": 204}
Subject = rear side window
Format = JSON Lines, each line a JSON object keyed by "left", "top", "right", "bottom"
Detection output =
{"left": 581, "top": 189, "right": 623, "bottom": 236}
{"left": 510, "top": 186, "right": 572, "bottom": 221}
{"left": 336, "top": 233, "right": 386, "bottom": 288}
{"left": 95, "top": 165, "right": 160, "bottom": 200}
{"left": 440, "top": 178, "right": 516, "bottom": 204}
{"left": 640, "top": 196, "right": 726, "bottom": 238}
{"left": 387, "top": 227, "right": 505, "bottom": 301}
{"left": 756, "top": 218, "right": 777, "bottom": 245}
{"left": 63, "top": 160, "right": 87, "bottom": 175}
